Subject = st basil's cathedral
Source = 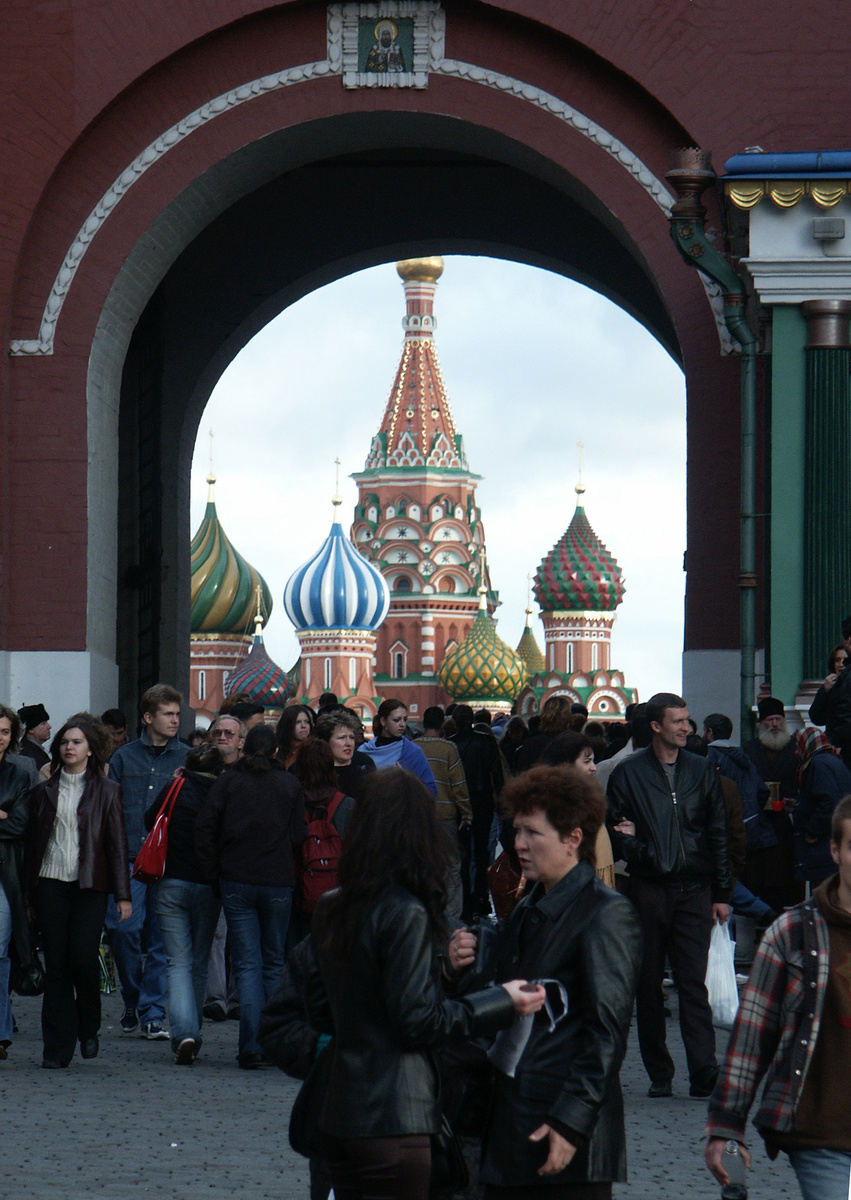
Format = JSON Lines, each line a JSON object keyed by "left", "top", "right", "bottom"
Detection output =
{"left": 188, "top": 258, "right": 636, "bottom": 724}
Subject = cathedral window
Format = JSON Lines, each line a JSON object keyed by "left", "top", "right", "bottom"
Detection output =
{"left": 396, "top": 576, "right": 412, "bottom": 592}
{"left": 324, "top": 658, "right": 332, "bottom": 690}
{"left": 349, "top": 658, "right": 357, "bottom": 691}
{"left": 198, "top": 671, "right": 206, "bottom": 701}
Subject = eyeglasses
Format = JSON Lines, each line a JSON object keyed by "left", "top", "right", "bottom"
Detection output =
{"left": 213, "top": 730, "right": 237, "bottom": 740}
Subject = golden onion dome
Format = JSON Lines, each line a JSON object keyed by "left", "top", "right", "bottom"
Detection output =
{"left": 396, "top": 256, "right": 444, "bottom": 283}
{"left": 438, "top": 593, "right": 527, "bottom": 703}
{"left": 190, "top": 477, "right": 273, "bottom": 634}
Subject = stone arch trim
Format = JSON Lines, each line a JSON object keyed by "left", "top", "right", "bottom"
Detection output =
{"left": 9, "top": 15, "right": 676, "bottom": 357}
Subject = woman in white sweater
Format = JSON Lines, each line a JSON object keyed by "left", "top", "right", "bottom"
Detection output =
{"left": 27, "top": 717, "right": 131, "bottom": 1068}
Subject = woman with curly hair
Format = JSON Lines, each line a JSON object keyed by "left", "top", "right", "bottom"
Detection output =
{"left": 308, "top": 766, "right": 545, "bottom": 1200}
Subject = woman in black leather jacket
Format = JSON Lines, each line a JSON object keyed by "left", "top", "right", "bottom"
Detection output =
{"left": 307, "top": 767, "right": 544, "bottom": 1200}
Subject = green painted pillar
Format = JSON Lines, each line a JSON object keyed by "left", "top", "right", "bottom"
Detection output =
{"left": 803, "top": 299, "right": 851, "bottom": 679}
{"left": 769, "top": 307, "right": 806, "bottom": 703}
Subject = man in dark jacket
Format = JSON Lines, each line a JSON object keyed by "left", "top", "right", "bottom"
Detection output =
{"left": 809, "top": 613, "right": 851, "bottom": 763}
{"left": 450, "top": 704, "right": 504, "bottom": 919}
{"left": 608, "top": 692, "right": 731, "bottom": 1100}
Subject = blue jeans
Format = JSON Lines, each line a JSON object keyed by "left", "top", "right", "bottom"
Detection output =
{"left": 0, "top": 882, "right": 13, "bottom": 1044}
{"left": 155, "top": 879, "right": 221, "bottom": 1050}
{"left": 221, "top": 882, "right": 292, "bottom": 1059}
{"left": 731, "top": 879, "right": 774, "bottom": 922}
{"left": 788, "top": 1148, "right": 851, "bottom": 1200}
{"left": 105, "top": 871, "right": 168, "bottom": 1022}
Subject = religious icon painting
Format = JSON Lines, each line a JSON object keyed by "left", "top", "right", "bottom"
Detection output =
{"left": 330, "top": 1, "right": 446, "bottom": 89}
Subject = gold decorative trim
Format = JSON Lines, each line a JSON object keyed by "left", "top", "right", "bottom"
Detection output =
{"left": 725, "top": 179, "right": 851, "bottom": 210}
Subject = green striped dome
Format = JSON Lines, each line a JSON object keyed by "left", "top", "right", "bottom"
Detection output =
{"left": 438, "top": 603, "right": 527, "bottom": 703}
{"left": 190, "top": 485, "right": 273, "bottom": 634}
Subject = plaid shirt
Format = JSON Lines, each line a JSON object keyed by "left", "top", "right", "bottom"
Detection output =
{"left": 705, "top": 897, "right": 829, "bottom": 1147}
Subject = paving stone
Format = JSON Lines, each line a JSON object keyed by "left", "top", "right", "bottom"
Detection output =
{"left": 3, "top": 987, "right": 799, "bottom": 1198}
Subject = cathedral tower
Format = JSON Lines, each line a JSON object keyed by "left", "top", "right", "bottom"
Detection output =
{"left": 350, "top": 257, "right": 493, "bottom": 717}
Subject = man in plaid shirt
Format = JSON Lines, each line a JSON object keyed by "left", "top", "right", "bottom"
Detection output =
{"left": 705, "top": 795, "right": 851, "bottom": 1200}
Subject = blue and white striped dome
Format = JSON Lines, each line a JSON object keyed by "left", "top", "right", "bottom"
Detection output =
{"left": 284, "top": 517, "right": 390, "bottom": 632}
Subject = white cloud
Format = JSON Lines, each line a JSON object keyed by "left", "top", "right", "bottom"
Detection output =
{"left": 192, "top": 256, "right": 686, "bottom": 699}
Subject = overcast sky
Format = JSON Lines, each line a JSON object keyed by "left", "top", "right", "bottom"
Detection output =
{"left": 190, "top": 255, "right": 687, "bottom": 700}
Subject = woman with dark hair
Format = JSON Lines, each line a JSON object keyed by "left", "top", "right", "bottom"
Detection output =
{"left": 290, "top": 739, "right": 355, "bottom": 945}
{"left": 539, "top": 732, "right": 616, "bottom": 888}
{"left": 515, "top": 696, "right": 574, "bottom": 772}
{"left": 308, "top": 767, "right": 545, "bottom": 1200}
{"left": 314, "top": 709, "right": 376, "bottom": 799}
{"left": 0, "top": 704, "right": 33, "bottom": 1063}
{"left": 358, "top": 699, "right": 437, "bottom": 795}
{"left": 27, "top": 716, "right": 131, "bottom": 1068}
{"left": 195, "top": 723, "right": 307, "bottom": 1068}
{"left": 293, "top": 739, "right": 355, "bottom": 840}
{"left": 276, "top": 705, "right": 316, "bottom": 769}
{"left": 146, "top": 741, "right": 226, "bottom": 1065}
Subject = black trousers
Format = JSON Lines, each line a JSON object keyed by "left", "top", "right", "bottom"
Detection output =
{"left": 34, "top": 878, "right": 108, "bottom": 1063}
{"left": 629, "top": 877, "right": 716, "bottom": 1083}
{"left": 323, "top": 1134, "right": 431, "bottom": 1200}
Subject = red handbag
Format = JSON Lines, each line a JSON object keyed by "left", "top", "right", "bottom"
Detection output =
{"left": 132, "top": 776, "right": 185, "bottom": 884}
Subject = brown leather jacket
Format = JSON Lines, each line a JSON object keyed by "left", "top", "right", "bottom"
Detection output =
{"left": 27, "top": 770, "right": 131, "bottom": 900}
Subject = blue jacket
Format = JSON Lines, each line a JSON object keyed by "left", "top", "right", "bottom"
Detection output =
{"left": 707, "top": 740, "right": 776, "bottom": 852}
{"left": 108, "top": 730, "right": 188, "bottom": 857}
{"left": 359, "top": 737, "right": 437, "bottom": 796}
{"left": 793, "top": 752, "right": 851, "bottom": 883}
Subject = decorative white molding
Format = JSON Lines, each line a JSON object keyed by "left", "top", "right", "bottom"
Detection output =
{"left": 10, "top": 59, "right": 332, "bottom": 356}
{"left": 436, "top": 60, "right": 673, "bottom": 213}
{"left": 742, "top": 257, "right": 851, "bottom": 304}
{"left": 9, "top": 28, "right": 688, "bottom": 357}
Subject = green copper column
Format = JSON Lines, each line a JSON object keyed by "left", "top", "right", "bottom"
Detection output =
{"left": 803, "top": 300, "right": 851, "bottom": 679}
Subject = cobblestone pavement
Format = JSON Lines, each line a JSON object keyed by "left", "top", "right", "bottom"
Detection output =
{"left": 4, "top": 986, "right": 799, "bottom": 1199}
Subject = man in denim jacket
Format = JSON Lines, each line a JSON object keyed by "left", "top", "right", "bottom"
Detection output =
{"left": 105, "top": 684, "right": 187, "bottom": 1040}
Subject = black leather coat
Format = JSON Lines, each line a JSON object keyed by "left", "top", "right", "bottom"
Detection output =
{"left": 607, "top": 746, "right": 731, "bottom": 901}
{"left": 307, "top": 884, "right": 515, "bottom": 1139}
{"left": 460, "top": 861, "right": 642, "bottom": 1187}
{"left": 0, "top": 756, "right": 33, "bottom": 965}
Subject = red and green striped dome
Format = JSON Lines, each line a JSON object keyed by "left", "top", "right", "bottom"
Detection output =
{"left": 534, "top": 500, "right": 624, "bottom": 613}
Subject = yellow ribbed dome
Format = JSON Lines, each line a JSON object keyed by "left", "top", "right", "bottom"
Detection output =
{"left": 396, "top": 256, "right": 444, "bottom": 283}
{"left": 438, "top": 602, "right": 527, "bottom": 703}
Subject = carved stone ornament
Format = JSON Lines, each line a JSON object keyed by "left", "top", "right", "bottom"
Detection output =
{"left": 328, "top": 1, "right": 445, "bottom": 89}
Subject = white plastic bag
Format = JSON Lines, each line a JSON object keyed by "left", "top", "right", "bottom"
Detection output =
{"left": 705, "top": 918, "right": 739, "bottom": 1028}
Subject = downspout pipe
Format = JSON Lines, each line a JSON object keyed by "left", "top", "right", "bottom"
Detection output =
{"left": 665, "top": 148, "right": 758, "bottom": 741}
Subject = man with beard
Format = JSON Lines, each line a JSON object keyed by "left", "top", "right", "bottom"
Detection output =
{"left": 742, "top": 697, "right": 801, "bottom": 910}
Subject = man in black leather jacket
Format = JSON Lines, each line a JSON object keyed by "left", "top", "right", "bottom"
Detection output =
{"left": 607, "top": 692, "right": 731, "bottom": 1101}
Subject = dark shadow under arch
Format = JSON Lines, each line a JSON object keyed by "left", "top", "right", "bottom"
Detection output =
{"left": 114, "top": 112, "right": 682, "bottom": 710}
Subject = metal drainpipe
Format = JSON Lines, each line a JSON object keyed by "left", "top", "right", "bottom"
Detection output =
{"left": 665, "top": 149, "right": 757, "bottom": 740}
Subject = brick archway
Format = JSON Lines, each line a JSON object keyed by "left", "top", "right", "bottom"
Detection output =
{"left": 4, "top": 0, "right": 821, "bottom": 717}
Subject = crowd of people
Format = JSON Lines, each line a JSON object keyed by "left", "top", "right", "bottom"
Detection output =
{"left": 2, "top": 633, "right": 851, "bottom": 1199}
